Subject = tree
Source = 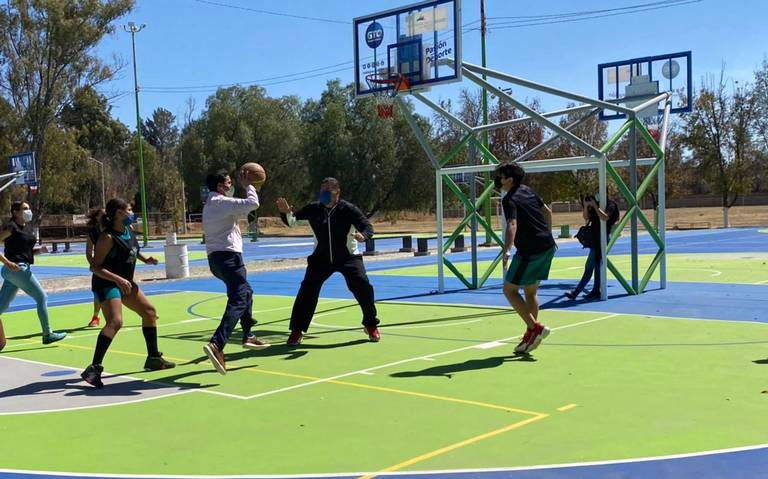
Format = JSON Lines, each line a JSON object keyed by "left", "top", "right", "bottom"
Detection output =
{"left": 60, "top": 86, "right": 131, "bottom": 205}
{"left": 143, "top": 107, "right": 178, "bottom": 159}
{"left": 683, "top": 70, "right": 760, "bottom": 226}
{"left": 179, "top": 85, "right": 305, "bottom": 215}
{"left": 0, "top": 0, "right": 134, "bottom": 218}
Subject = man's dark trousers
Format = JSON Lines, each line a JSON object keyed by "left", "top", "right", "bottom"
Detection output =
{"left": 208, "top": 251, "right": 255, "bottom": 349}
{"left": 290, "top": 255, "right": 378, "bottom": 332}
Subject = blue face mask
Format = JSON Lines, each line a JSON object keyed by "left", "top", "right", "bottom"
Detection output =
{"left": 319, "top": 191, "right": 332, "bottom": 205}
{"left": 122, "top": 213, "right": 136, "bottom": 226}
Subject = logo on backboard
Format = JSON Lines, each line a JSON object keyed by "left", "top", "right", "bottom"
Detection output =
{"left": 365, "top": 21, "right": 384, "bottom": 49}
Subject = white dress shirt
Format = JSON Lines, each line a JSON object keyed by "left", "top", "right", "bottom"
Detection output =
{"left": 202, "top": 185, "right": 259, "bottom": 254}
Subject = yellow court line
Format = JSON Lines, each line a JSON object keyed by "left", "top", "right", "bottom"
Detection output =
{"left": 325, "top": 378, "right": 545, "bottom": 416}
{"left": 358, "top": 414, "right": 549, "bottom": 479}
{"left": 557, "top": 403, "right": 578, "bottom": 412}
{"left": 37, "top": 339, "right": 547, "bottom": 416}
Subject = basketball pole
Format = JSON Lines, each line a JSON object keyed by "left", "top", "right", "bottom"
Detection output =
{"left": 125, "top": 22, "right": 149, "bottom": 247}
{"left": 480, "top": 0, "right": 493, "bottom": 246}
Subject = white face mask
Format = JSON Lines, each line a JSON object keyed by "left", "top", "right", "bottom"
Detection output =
{"left": 224, "top": 186, "right": 235, "bottom": 197}
{"left": 22, "top": 210, "right": 33, "bottom": 222}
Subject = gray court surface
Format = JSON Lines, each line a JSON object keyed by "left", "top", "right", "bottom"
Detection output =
{"left": 0, "top": 356, "right": 188, "bottom": 415}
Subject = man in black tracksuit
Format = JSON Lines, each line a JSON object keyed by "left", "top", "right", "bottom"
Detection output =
{"left": 276, "top": 177, "right": 380, "bottom": 346}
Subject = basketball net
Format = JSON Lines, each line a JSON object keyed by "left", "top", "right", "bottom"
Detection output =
{"left": 365, "top": 73, "right": 410, "bottom": 119}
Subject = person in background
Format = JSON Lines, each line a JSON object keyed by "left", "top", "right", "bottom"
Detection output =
{"left": 566, "top": 195, "right": 620, "bottom": 300}
{"left": 85, "top": 208, "right": 106, "bottom": 327}
{"left": 0, "top": 202, "right": 66, "bottom": 351}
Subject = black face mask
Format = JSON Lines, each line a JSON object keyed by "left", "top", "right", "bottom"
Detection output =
{"left": 494, "top": 176, "right": 502, "bottom": 189}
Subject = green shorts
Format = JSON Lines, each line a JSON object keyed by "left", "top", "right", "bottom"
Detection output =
{"left": 94, "top": 287, "right": 122, "bottom": 303}
{"left": 505, "top": 246, "right": 556, "bottom": 286}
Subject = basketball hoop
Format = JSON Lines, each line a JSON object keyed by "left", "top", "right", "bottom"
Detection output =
{"left": 365, "top": 73, "right": 410, "bottom": 119}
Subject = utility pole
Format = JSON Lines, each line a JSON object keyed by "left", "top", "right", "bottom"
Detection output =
{"left": 480, "top": 0, "right": 493, "bottom": 245}
{"left": 179, "top": 149, "right": 187, "bottom": 234}
{"left": 124, "top": 21, "right": 149, "bottom": 247}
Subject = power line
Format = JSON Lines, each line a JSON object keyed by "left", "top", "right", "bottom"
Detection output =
{"left": 486, "top": 0, "right": 701, "bottom": 30}
{"left": 141, "top": 21, "right": 481, "bottom": 94}
{"left": 192, "top": 0, "right": 350, "bottom": 25}
{"left": 487, "top": 0, "right": 694, "bottom": 21}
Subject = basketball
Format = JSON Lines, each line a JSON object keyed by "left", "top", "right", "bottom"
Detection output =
{"left": 241, "top": 162, "right": 266, "bottom": 186}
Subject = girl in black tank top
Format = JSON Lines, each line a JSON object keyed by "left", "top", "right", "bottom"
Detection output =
{"left": 0, "top": 202, "right": 67, "bottom": 351}
{"left": 85, "top": 208, "right": 105, "bottom": 328}
{"left": 80, "top": 198, "right": 175, "bottom": 389}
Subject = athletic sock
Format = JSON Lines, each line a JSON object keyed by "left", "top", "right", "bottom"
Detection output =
{"left": 142, "top": 326, "right": 160, "bottom": 357}
{"left": 92, "top": 333, "right": 113, "bottom": 366}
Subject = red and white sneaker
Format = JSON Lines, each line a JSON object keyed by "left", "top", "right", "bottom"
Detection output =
{"left": 87, "top": 316, "right": 100, "bottom": 328}
{"left": 286, "top": 330, "right": 303, "bottom": 346}
{"left": 514, "top": 328, "right": 534, "bottom": 354}
{"left": 523, "top": 322, "right": 550, "bottom": 354}
{"left": 364, "top": 325, "right": 381, "bottom": 342}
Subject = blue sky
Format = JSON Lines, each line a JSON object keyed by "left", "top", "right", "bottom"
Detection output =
{"left": 97, "top": 0, "right": 768, "bottom": 129}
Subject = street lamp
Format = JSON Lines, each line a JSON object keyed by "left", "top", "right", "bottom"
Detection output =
{"left": 124, "top": 21, "right": 149, "bottom": 247}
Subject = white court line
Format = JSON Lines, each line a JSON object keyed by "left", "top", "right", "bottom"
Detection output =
{"left": 754, "top": 279, "right": 768, "bottom": 285}
{"left": 474, "top": 341, "right": 507, "bottom": 350}
{"left": 257, "top": 242, "right": 314, "bottom": 248}
{"left": 243, "top": 313, "right": 621, "bottom": 400}
{"left": 4, "top": 441, "right": 766, "bottom": 478}
{"left": 313, "top": 318, "right": 482, "bottom": 331}
{"left": 0, "top": 355, "right": 195, "bottom": 416}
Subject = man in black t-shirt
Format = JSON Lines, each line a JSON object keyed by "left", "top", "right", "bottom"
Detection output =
{"left": 495, "top": 163, "right": 556, "bottom": 355}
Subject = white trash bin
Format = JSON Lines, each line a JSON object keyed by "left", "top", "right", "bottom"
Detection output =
{"left": 164, "top": 244, "right": 189, "bottom": 279}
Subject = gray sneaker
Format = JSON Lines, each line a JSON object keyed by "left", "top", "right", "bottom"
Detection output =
{"left": 42, "top": 331, "right": 67, "bottom": 345}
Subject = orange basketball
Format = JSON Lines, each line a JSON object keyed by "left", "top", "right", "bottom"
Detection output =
{"left": 241, "top": 162, "right": 266, "bottom": 186}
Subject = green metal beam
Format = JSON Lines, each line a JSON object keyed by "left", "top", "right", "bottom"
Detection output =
{"left": 607, "top": 258, "right": 636, "bottom": 295}
{"left": 600, "top": 120, "right": 633, "bottom": 154}
{"left": 639, "top": 249, "right": 665, "bottom": 293}
{"left": 440, "top": 133, "right": 474, "bottom": 167}
{"left": 443, "top": 257, "right": 472, "bottom": 288}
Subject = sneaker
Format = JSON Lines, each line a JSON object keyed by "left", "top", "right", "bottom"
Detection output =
{"left": 514, "top": 328, "right": 534, "bottom": 354}
{"left": 364, "top": 325, "right": 381, "bottom": 342}
{"left": 584, "top": 291, "right": 601, "bottom": 300}
{"left": 203, "top": 342, "right": 226, "bottom": 375}
{"left": 523, "top": 323, "right": 551, "bottom": 354}
{"left": 286, "top": 330, "right": 303, "bottom": 346}
{"left": 564, "top": 290, "right": 578, "bottom": 300}
{"left": 242, "top": 334, "right": 270, "bottom": 350}
{"left": 42, "top": 331, "right": 67, "bottom": 345}
{"left": 81, "top": 364, "right": 104, "bottom": 389}
{"left": 88, "top": 316, "right": 100, "bottom": 327}
{"left": 144, "top": 353, "right": 176, "bottom": 371}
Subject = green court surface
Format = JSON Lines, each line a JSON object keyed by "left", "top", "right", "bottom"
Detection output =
{"left": 372, "top": 253, "right": 768, "bottom": 285}
{"left": 33, "top": 250, "right": 209, "bottom": 268}
{"left": 1, "top": 292, "right": 767, "bottom": 475}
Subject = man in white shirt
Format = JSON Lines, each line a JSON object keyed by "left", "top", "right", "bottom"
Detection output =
{"left": 202, "top": 169, "right": 269, "bottom": 375}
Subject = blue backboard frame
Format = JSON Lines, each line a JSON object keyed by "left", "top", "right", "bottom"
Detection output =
{"left": 598, "top": 51, "right": 692, "bottom": 121}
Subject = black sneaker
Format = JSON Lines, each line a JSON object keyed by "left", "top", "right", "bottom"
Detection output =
{"left": 584, "top": 291, "right": 601, "bottom": 300}
{"left": 564, "top": 290, "right": 578, "bottom": 300}
{"left": 81, "top": 364, "right": 104, "bottom": 389}
{"left": 144, "top": 353, "right": 176, "bottom": 371}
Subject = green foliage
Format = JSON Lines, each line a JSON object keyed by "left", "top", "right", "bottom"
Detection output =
{"left": 0, "top": 0, "right": 134, "bottom": 218}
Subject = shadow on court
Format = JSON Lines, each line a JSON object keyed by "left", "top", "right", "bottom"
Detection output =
{"left": 390, "top": 354, "right": 536, "bottom": 379}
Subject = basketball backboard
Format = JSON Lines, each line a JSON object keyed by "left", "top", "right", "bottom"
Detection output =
{"left": 8, "top": 152, "right": 37, "bottom": 186}
{"left": 353, "top": 0, "right": 462, "bottom": 97}
{"left": 598, "top": 51, "right": 692, "bottom": 120}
